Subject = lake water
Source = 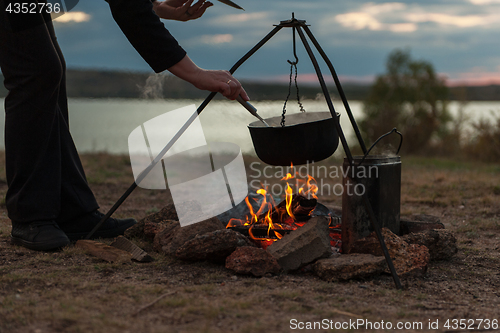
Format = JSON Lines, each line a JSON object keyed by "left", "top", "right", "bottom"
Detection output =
{"left": 1, "top": 98, "right": 499, "bottom": 156}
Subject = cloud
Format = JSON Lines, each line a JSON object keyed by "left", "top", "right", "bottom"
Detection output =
{"left": 335, "top": 2, "right": 417, "bottom": 33}
{"left": 362, "top": 2, "right": 406, "bottom": 14}
{"left": 388, "top": 23, "right": 418, "bottom": 32}
{"left": 335, "top": 12, "right": 383, "bottom": 31}
{"left": 406, "top": 12, "right": 496, "bottom": 28}
{"left": 54, "top": 12, "right": 91, "bottom": 23}
{"left": 468, "top": 0, "right": 500, "bottom": 5}
{"left": 334, "top": 1, "right": 500, "bottom": 33}
{"left": 199, "top": 34, "right": 234, "bottom": 44}
{"left": 208, "top": 12, "right": 270, "bottom": 26}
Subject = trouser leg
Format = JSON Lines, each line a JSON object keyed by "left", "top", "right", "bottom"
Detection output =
{"left": 44, "top": 18, "right": 100, "bottom": 224}
{"left": 0, "top": 14, "right": 98, "bottom": 224}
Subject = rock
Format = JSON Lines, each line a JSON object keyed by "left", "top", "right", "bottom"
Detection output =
{"left": 225, "top": 246, "right": 281, "bottom": 277}
{"left": 143, "top": 221, "right": 172, "bottom": 240}
{"left": 406, "top": 244, "right": 430, "bottom": 276}
{"left": 153, "top": 216, "right": 225, "bottom": 255}
{"left": 313, "top": 254, "right": 386, "bottom": 282}
{"left": 350, "top": 228, "right": 430, "bottom": 277}
{"left": 400, "top": 214, "right": 444, "bottom": 235}
{"left": 124, "top": 221, "right": 146, "bottom": 240}
{"left": 124, "top": 203, "right": 179, "bottom": 240}
{"left": 175, "top": 229, "right": 254, "bottom": 262}
{"left": 402, "top": 229, "right": 457, "bottom": 261}
{"left": 267, "top": 216, "right": 332, "bottom": 272}
{"left": 142, "top": 203, "right": 179, "bottom": 223}
{"left": 125, "top": 219, "right": 175, "bottom": 241}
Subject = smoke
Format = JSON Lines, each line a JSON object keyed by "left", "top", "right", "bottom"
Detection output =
{"left": 139, "top": 74, "right": 166, "bottom": 99}
{"left": 367, "top": 144, "right": 398, "bottom": 157}
{"left": 381, "top": 144, "right": 397, "bottom": 157}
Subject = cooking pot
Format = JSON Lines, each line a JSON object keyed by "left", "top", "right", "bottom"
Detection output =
{"left": 248, "top": 112, "right": 340, "bottom": 166}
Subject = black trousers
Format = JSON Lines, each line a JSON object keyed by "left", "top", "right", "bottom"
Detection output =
{"left": 0, "top": 13, "right": 98, "bottom": 225}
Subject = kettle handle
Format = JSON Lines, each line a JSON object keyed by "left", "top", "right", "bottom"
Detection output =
{"left": 357, "top": 128, "right": 403, "bottom": 167}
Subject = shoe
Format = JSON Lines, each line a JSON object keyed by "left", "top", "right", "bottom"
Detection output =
{"left": 60, "top": 210, "right": 137, "bottom": 241}
{"left": 11, "top": 221, "right": 70, "bottom": 251}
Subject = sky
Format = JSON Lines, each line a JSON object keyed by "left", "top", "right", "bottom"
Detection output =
{"left": 51, "top": 0, "right": 500, "bottom": 86}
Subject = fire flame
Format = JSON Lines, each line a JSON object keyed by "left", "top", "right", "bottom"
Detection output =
{"left": 285, "top": 183, "right": 295, "bottom": 220}
{"left": 227, "top": 163, "right": 327, "bottom": 249}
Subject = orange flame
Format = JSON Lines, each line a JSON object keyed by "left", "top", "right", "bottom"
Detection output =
{"left": 285, "top": 183, "right": 295, "bottom": 220}
{"left": 245, "top": 196, "right": 257, "bottom": 223}
{"left": 306, "top": 175, "right": 318, "bottom": 199}
{"left": 281, "top": 163, "right": 295, "bottom": 181}
{"left": 226, "top": 163, "right": 327, "bottom": 249}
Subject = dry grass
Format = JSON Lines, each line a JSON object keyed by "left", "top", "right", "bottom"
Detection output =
{"left": 0, "top": 152, "right": 499, "bottom": 333}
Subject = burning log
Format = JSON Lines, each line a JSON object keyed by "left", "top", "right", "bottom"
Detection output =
{"left": 292, "top": 196, "right": 317, "bottom": 218}
{"left": 228, "top": 224, "right": 293, "bottom": 239}
{"left": 257, "top": 194, "right": 317, "bottom": 224}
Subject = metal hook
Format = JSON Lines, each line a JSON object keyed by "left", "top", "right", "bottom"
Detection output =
{"left": 287, "top": 26, "right": 299, "bottom": 65}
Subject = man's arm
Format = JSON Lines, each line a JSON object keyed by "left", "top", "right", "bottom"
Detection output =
{"left": 107, "top": 0, "right": 248, "bottom": 100}
{"left": 168, "top": 55, "right": 248, "bottom": 100}
{"left": 107, "top": 0, "right": 186, "bottom": 73}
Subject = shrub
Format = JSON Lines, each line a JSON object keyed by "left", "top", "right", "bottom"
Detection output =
{"left": 360, "top": 49, "right": 451, "bottom": 154}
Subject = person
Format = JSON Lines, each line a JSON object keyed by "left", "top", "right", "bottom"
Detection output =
{"left": 0, "top": 0, "right": 249, "bottom": 251}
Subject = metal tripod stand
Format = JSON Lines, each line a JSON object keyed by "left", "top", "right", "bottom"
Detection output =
{"left": 86, "top": 13, "right": 402, "bottom": 290}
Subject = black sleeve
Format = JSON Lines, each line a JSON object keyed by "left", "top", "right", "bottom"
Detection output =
{"left": 106, "top": 0, "right": 187, "bottom": 73}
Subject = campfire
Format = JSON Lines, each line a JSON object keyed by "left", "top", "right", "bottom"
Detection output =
{"left": 226, "top": 165, "right": 341, "bottom": 250}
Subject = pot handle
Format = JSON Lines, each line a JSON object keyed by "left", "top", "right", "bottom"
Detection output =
{"left": 357, "top": 128, "right": 403, "bottom": 166}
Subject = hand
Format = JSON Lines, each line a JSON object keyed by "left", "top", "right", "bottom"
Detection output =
{"left": 153, "top": 0, "right": 213, "bottom": 22}
{"left": 168, "top": 56, "right": 250, "bottom": 101}
{"left": 194, "top": 69, "right": 249, "bottom": 101}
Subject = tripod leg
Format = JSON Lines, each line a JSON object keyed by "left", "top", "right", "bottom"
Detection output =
{"left": 296, "top": 25, "right": 403, "bottom": 290}
{"left": 301, "top": 25, "right": 368, "bottom": 154}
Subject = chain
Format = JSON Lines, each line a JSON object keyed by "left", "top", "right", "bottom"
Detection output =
{"left": 281, "top": 27, "right": 306, "bottom": 127}
{"left": 294, "top": 64, "right": 306, "bottom": 113}
{"left": 281, "top": 63, "right": 294, "bottom": 127}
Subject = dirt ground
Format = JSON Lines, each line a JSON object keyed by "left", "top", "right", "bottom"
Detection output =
{"left": 0, "top": 152, "right": 499, "bottom": 333}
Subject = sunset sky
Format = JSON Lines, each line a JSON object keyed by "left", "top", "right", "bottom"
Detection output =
{"left": 52, "top": 0, "right": 500, "bottom": 86}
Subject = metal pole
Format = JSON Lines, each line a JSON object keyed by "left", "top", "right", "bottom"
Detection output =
{"left": 295, "top": 24, "right": 402, "bottom": 290}
{"left": 294, "top": 26, "right": 352, "bottom": 162}
{"left": 301, "top": 25, "right": 368, "bottom": 154}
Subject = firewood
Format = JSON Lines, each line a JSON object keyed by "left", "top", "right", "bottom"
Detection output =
{"left": 75, "top": 240, "right": 132, "bottom": 263}
{"left": 257, "top": 194, "right": 316, "bottom": 223}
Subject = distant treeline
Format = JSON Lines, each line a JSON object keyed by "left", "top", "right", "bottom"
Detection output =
{"left": 1, "top": 69, "right": 499, "bottom": 101}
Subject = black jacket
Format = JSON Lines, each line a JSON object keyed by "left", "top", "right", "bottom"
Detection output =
{"left": 107, "top": 0, "right": 186, "bottom": 73}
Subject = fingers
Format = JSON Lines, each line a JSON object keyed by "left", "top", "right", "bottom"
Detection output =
{"left": 191, "top": 0, "right": 206, "bottom": 12}
{"left": 189, "top": 69, "right": 248, "bottom": 101}
{"left": 192, "top": 1, "right": 213, "bottom": 19}
{"left": 182, "top": 0, "right": 195, "bottom": 9}
{"left": 220, "top": 76, "right": 246, "bottom": 100}
{"left": 239, "top": 87, "right": 250, "bottom": 101}
{"left": 184, "top": 0, "right": 212, "bottom": 20}
{"left": 181, "top": 0, "right": 195, "bottom": 18}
